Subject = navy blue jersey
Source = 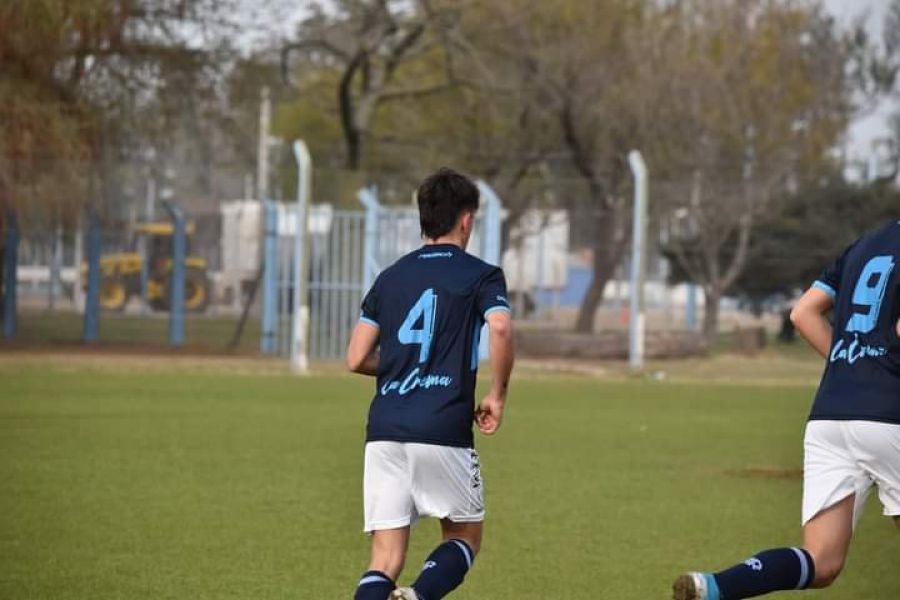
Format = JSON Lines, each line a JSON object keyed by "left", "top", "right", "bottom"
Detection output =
{"left": 360, "top": 244, "right": 511, "bottom": 447}
{"left": 810, "top": 220, "right": 900, "bottom": 424}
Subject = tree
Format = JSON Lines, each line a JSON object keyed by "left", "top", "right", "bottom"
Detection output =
{"left": 730, "top": 179, "right": 900, "bottom": 304}
{"left": 426, "top": 0, "right": 661, "bottom": 333}
{"left": 281, "top": 0, "right": 462, "bottom": 172}
{"left": 0, "top": 0, "right": 243, "bottom": 222}
{"left": 657, "top": 0, "right": 853, "bottom": 341}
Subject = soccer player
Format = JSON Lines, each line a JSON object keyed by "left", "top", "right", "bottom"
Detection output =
{"left": 346, "top": 168, "right": 515, "bottom": 600}
{"left": 672, "top": 220, "right": 900, "bottom": 600}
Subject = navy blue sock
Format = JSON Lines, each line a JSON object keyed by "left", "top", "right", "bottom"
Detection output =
{"left": 354, "top": 570, "right": 395, "bottom": 600}
{"left": 713, "top": 547, "right": 815, "bottom": 599}
{"left": 411, "top": 539, "right": 474, "bottom": 600}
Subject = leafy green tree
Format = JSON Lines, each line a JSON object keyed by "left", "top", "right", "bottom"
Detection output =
{"left": 657, "top": 0, "right": 854, "bottom": 341}
{"left": 0, "top": 0, "right": 242, "bottom": 222}
{"left": 731, "top": 179, "right": 900, "bottom": 303}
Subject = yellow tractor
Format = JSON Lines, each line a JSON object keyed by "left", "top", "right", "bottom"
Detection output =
{"left": 88, "top": 221, "right": 210, "bottom": 313}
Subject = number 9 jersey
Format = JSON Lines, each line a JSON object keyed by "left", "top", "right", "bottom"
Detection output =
{"left": 810, "top": 220, "right": 900, "bottom": 424}
{"left": 359, "top": 244, "right": 511, "bottom": 448}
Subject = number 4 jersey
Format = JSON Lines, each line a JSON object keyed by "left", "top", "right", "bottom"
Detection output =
{"left": 810, "top": 220, "right": 900, "bottom": 425}
{"left": 359, "top": 244, "right": 511, "bottom": 448}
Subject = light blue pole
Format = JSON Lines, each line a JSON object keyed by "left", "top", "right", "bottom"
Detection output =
{"left": 260, "top": 201, "right": 278, "bottom": 354}
{"left": 628, "top": 150, "right": 649, "bottom": 370}
{"left": 358, "top": 186, "right": 381, "bottom": 292}
{"left": 83, "top": 214, "right": 101, "bottom": 343}
{"left": 686, "top": 283, "right": 697, "bottom": 331}
{"left": 475, "top": 180, "right": 502, "bottom": 266}
{"left": 163, "top": 202, "right": 185, "bottom": 346}
{"left": 290, "top": 140, "right": 312, "bottom": 372}
{"left": 474, "top": 181, "right": 504, "bottom": 362}
{"left": 3, "top": 211, "right": 19, "bottom": 339}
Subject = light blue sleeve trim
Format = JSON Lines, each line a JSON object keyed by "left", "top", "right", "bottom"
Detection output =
{"left": 483, "top": 305, "right": 512, "bottom": 318}
{"left": 812, "top": 280, "right": 836, "bottom": 298}
{"left": 359, "top": 315, "right": 380, "bottom": 328}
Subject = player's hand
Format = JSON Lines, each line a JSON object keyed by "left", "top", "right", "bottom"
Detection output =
{"left": 476, "top": 393, "right": 505, "bottom": 435}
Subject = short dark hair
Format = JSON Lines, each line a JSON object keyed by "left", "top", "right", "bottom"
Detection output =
{"left": 416, "top": 167, "right": 480, "bottom": 239}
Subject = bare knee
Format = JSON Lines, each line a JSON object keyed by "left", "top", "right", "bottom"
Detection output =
{"left": 802, "top": 495, "right": 854, "bottom": 589}
{"left": 441, "top": 520, "right": 482, "bottom": 556}
{"left": 806, "top": 549, "right": 845, "bottom": 588}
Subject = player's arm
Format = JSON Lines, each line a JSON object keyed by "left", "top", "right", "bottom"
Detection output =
{"left": 477, "top": 310, "right": 514, "bottom": 435}
{"left": 346, "top": 321, "right": 379, "bottom": 376}
{"left": 790, "top": 286, "right": 835, "bottom": 359}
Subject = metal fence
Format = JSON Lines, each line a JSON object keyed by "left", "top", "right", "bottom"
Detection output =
{"left": 261, "top": 182, "right": 503, "bottom": 362}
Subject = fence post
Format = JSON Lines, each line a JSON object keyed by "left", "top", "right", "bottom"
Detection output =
{"left": 260, "top": 201, "right": 278, "bottom": 354}
{"left": 48, "top": 223, "right": 62, "bottom": 311}
{"left": 475, "top": 181, "right": 504, "bottom": 362}
{"left": 162, "top": 202, "right": 185, "bottom": 346}
{"left": 686, "top": 283, "right": 697, "bottom": 331}
{"left": 476, "top": 180, "right": 502, "bottom": 266}
{"left": 2, "top": 211, "right": 19, "bottom": 340}
{"left": 83, "top": 213, "right": 101, "bottom": 342}
{"left": 358, "top": 186, "right": 380, "bottom": 292}
{"left": 628, "top": 150, "right": 649, "bottom": 370}
{"left": 290, "top": 140, "right": 312, "bottom": 372}
{"left": 73, "top": 215, "right": 84, "bottom": 312}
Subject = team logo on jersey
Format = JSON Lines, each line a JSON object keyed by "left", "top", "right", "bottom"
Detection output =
{"left": 829, "top": 334, "right": 887, "bottom": 365}
{"left": 380, "top": 366, "right": 454, "bottom": 396}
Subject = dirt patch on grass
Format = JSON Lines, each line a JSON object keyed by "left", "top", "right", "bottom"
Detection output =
{"left": 729, "top": 466, "right": 803, "bottom": 480}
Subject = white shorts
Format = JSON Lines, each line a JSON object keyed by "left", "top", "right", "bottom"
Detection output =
{"left": 802, "top": 420, "right": 900, "bottom": 526}
{"left": 363, "top": 441, "right": 485, "bottom": 533}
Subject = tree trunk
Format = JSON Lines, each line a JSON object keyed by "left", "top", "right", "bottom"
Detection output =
{"left": 345, "top": 127, "right": 362, "bottom": 171}
{"left": 702, "top": 287, "right": 721, "bottom": 343}
{"left": 338, "top": 54, "right": 366, "bottom": 171}
{"left": 574, "top": 261, "right": 614, "bottom": 332}
{"left": 574, "top": 207, "right": 626, "bottom": 333}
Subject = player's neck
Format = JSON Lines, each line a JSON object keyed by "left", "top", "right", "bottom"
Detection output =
{"left": 425, "top": 235, "right": 465, "bottom": 249}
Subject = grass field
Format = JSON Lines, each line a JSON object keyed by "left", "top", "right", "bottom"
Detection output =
{"left": 1, "top": 356, "right": 898, "bottom": 599}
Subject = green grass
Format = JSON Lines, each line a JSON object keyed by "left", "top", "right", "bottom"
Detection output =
{"left": 1, "top": 367, "right": 897, "bottom": 599}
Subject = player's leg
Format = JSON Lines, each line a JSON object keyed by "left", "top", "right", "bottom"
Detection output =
{"left": 440, "top": 518, "right": 482, "bottom": 555}
{"left": 395, "top": 444, "right": 485, "bottom": 600}
{"left": 356, "top": 527, "right": 411, "bottom": 600}
{"left": 802, "top": 494, "right": 854, "bottom": 587}
{"left": 672, "top": 421, "right": 862, "bottom": 600}
{"left": 399, "top": 520, "right": 481, "bottom": 600}
{"left": 673, "top": 543, "right": 818, "bottom": 600}
{"left": 849, "top": 421, "right": 900, "bottom": 531}
{"left": 675, "top": 494, "right": 853, "bottom": 600}
{"left": 358, "top": 442, "right": 416, "bottom": 600}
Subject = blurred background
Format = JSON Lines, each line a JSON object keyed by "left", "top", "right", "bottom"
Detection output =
{"left": 1, "top": 0, "right": 899, "bottom": 362}
{"left": 4, "top": 3, "right": 900, "bottom": 600}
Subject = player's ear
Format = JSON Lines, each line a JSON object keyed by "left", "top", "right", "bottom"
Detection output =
{"left": 460, "top": 210, "right": 475, "bottom": 235}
